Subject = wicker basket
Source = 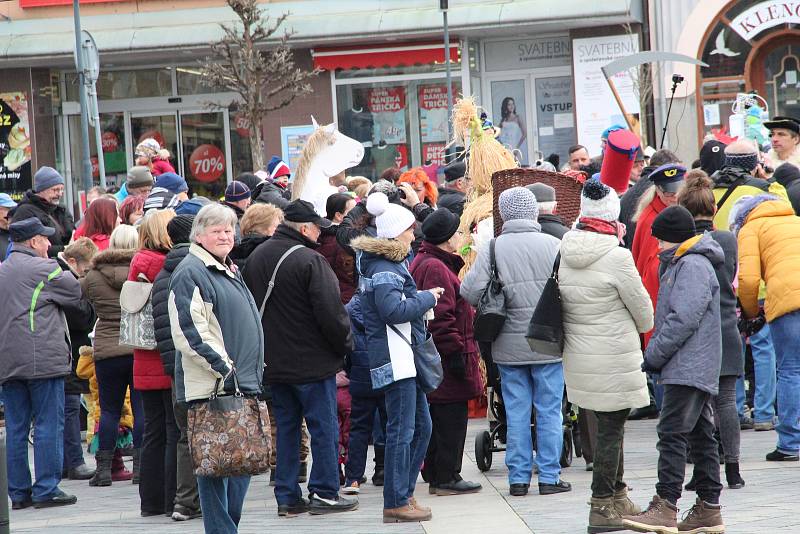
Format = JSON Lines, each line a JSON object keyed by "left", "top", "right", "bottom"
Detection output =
{"left": 491, "top": 168, "right": 585, "bottom": 236}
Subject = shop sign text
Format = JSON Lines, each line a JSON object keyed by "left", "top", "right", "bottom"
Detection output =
{"left": 484, "top": 37, "right": 571, "bottom": 72}
{"left": 731, "top": 1, "right": 800, "bottom": 41}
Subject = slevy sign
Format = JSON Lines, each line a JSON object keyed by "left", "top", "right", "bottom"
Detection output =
{"left": 731, "top": 1, "right": 800, "bottom": 41}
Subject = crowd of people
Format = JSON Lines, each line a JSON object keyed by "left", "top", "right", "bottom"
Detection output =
{"left": 1, "top": 112, "right": 800, "bottom": 534}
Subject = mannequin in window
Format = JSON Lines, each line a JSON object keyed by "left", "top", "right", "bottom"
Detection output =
{"left": 371, "top": 140, "right": 400, "bottom": 177}
{"left": 341, "top": 91, "right": 374, "bottom": 146}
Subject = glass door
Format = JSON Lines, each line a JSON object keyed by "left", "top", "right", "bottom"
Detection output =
{"left": 180, "top": 111, "right": 229, "bottom": 198}
{"left": 488, "top": 78, "right": 531, "bottom": 165}
{"left": 130, "top": 112, "right": 180, "bottom": 176}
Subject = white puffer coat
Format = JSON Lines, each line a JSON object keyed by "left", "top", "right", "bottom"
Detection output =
{"left": 558, "top": 230, "right": 654, "bottom": 412}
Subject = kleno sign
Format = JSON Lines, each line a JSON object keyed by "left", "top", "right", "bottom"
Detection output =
{"left": 731, "top": 1, "right": 800, "bottom": 40}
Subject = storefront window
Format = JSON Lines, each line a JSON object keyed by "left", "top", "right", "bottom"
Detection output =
{"left": 177, "top": 67, "right": 227, "bottom": 95}
{"left": 180, "top": 112, "right": 228, "bottom": 199}
{"left": 336, "top": 78, "right": 461, "bottom": 180}
{"left": 229, "top": 109, "right": 254, "bottom": 177}
{"left": 67, "top": 112, "right": 128, "bottom": 204}
{"left": 65, "top": 69, "right": 173, "bottom": 101}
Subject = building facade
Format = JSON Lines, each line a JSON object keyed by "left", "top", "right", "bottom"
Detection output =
{"left": 0, "top": 0, "right": 644, "bottom": 212}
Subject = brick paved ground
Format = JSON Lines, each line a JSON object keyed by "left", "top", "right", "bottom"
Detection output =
{"left": 9, "top": 418, "right": 798, "bottom": 533}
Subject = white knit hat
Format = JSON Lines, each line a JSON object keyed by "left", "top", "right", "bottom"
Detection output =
{"left": 367, "top": 192, "right": 415, "bottom": 239}
{"left": 580, "top": 180, "right": 620, "bottom": 221}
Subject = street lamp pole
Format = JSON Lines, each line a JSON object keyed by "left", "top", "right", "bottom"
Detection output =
{"left": 441, "top": 0, "right": 453, "bottom": 140}
{"left": 73, "top": 0, "right": 93, "bottom": 198}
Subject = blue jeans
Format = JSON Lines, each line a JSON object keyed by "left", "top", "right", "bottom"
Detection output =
{"left": 2, "top": 378, "right": 65, "bottom": 502}
{"left": 383, "top": 378, "right": 432, "bottom": 509}
{"left": 197, "top": 475, "right": 250, "bottom": 534}
{"left": 769, "top": 312, "right": 800, "bottom": 453}
{"left": 498, "top": 362, "right": 564, "bottom": 485}
{"left": 737, "top": 325, "right": 777, "bottom": 422}
{"left": 345, "top": 394, "right": 387, "bottom": 485}
{"left": 63, "top": 393, "right": 85, "bottom": 470}
{"left": 271, "top": 376, "right": 339, "bottom": 505}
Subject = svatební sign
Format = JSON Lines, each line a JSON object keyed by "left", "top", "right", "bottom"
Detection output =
{"left": 731, "top": 1, "right": 800, "bottom": 40}
{"left": 484, "top": 37, "right": 571, "bottom": 72}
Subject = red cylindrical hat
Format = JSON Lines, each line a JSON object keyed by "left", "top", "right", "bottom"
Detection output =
{"left": 601, "top": 129, "right": 640, "bottom": 194}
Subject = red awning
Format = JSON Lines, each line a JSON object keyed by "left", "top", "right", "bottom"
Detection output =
{"left": 312, "top": 41, "right": 459, "bottom": 71}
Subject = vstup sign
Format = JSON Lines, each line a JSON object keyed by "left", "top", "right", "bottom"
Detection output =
{"left": 20, "top": 0, "right": 127, "bottom": 7}
{"left": 731, "top": 1, "right": 800, "bottom": 40}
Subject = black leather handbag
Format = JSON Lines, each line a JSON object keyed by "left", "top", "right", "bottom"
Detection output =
{"left": 526, "top": 253, "right": 564, "bottom": 356}
{"left": 473, "top": 239, "right": 506, "bottom": 342}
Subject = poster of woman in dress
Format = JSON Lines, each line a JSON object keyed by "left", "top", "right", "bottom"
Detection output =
{"left": 491, "top": 80, "right": 529, "bottom": 164}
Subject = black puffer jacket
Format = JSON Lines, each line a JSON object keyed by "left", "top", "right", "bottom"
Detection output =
{"left": 437, "top": 187, "right": 466, "bottom": 216}
{"left": 10, "top": 191, "right": 75, "bottom": 257}
{"left": 152, "top": 243, "right": 190, "bottom": 377}
{"left": 230, "top": 234, "right": 269, "bottom": 271}
{"left": 254, "top": 182, "right": 290, "bottom": 209}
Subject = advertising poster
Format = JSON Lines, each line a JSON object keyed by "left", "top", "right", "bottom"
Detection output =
{"left": 491, "top": 79, "right": 529, "bottom": 165}
{"left": 0, "top": 92, "right": 32, "bottom": 199}
{"left": 280, "top": 125, "right": 315, "bottom": 172}
{"left": 534, "top": 76, "right": 577, "bottom": 165}
{"left": 422, "top": 143, "right": 446, "bottom": 167}
{"left": 418, "top": 84, "right": 457, "bottom": 143}
{"left": 369, "top": 86, "right": 407, "bottom": 144}
{"left": 572, "top": 34, "right": 640, "bottom": 157}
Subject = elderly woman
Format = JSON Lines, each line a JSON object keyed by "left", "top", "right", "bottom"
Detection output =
{"left": 168, "top": 204, "right": 264, "bottom": 534}
{"left": 557, "top": 181, "right": 653, "bottom": 533}
{"left": 351, "top": 192, "right": 442, "bottom": 523}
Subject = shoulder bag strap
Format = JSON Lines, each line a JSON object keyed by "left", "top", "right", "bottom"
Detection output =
{"left": 388, "top": 323, "right": 413, "bottom": 347}
{"left": 716, "top": 176, "right": 748, "bottom": 210}
{"left": 489, "top": 238, "right": 498, "bottom": 279}
{"left": 258, "top": 245, "right": 304, "bottom": 318}
{"left": 552, "top": 252, "right": 561, "bottom": 280}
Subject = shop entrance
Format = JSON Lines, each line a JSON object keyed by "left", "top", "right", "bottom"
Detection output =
{"left": 483, "top": 67, "right": 576, "bottom": 167}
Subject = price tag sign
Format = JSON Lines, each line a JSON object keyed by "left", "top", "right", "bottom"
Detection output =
{"left": 188, "top": 144, "right": 225, "bottom": 183}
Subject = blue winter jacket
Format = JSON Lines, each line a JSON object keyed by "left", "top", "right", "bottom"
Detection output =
{"left": 644, "top": 233, "right": 723, "bottom": 395}
{"left": 351, "top": 235, "right": 436, "bottom": 390}
{"left": 346, "top": 293, "right": 382, "bottom": 397}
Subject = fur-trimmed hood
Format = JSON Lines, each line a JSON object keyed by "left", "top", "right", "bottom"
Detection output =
{"left": 90, "top": 248, "right": 135, "bottom": 290}
{"left": 91, "top": 248, "right": 137, "bottom": 268}
{"left": 351, "top": 235, "right": 410, "bottom": 263}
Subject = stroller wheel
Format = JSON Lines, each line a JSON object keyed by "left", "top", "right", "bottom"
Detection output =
{"left": 475, "top": 430, "right": 493, "bottom": 472}
{"left": 560, "top": 427, "right": 573, "bottom": 468}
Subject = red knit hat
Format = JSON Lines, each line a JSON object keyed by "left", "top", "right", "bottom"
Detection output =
{"left": 600, "top": 129, "right": 640, "bottom": 194}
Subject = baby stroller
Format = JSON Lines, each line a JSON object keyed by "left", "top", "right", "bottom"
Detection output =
{"left": 474, "top": 355, "right": 581, "bottom": 472}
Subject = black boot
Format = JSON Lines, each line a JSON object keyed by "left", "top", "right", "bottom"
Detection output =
{"left": 372, "top": 445, "right": 385, "bottom": 486}
{"left": 132, "top": 448, "right": 142, "bottom": 485}
{"left": 89, "top": 450, "right": 114, "bottom": 487}
{"left": 725, "top": 462, "right": 745, "bottom": 489}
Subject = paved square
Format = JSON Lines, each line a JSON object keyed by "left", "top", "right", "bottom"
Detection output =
{"left": 9, "top": 418, "right": 798, "bottom": 533}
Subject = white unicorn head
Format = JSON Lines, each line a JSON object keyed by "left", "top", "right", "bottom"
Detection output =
{"left": 291, "top": 117, "right": 365, "bottom": 216}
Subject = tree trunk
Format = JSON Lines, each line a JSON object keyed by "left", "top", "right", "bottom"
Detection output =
{"left": 249, "top": 118, "right": 265, "bottom": 171}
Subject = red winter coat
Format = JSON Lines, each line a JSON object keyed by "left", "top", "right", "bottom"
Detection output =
{"left": 151, "top": 158, "right": 176, "bottom": 177}
{"left": 318, "top": 227, "right": 357, "bottom": 304}
{"left": 410, "top": 241, "right": 484, "bottom": 404}
{"left": 128, "top": 248, "right": 170, "bottom": 390}
{"left": 631, "top": 194, "right": 667, "bottom": 346}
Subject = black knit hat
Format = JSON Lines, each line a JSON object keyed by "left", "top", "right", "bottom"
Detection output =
{"left": 651, "top": 205, "right": 696, "bottom": 244}
{"left": 773, "top": 162, "right": 800, "bottom": 187}
{"left": 422, "top": 208, "right": 461, "bottom": 245}
{"left": 699, "top": 140, "right": 727, "bottom": 175}
{"left": 167, "top": 214, "right": 195, "bottom": 245}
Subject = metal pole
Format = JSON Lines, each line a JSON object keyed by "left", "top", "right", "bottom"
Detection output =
{"left": 89, "top": 87, "right": 106, "bottom": 188}
{"left": 73, "top": 0, "right": 93, "bottom": 198}
{"left": 0, "top": 427, "right": 9, "bottom": 534}
{"left": 444, "top": 8, "right": 453, "bottom": 140}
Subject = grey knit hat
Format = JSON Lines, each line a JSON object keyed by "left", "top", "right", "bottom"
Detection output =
{"left": 33, "top": 166, "right": 65, "bottom": 193}
{"left": 499, "top": 186, "right": 539, "bottom": 222}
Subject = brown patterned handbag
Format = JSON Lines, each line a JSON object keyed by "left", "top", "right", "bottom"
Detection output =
{"left": 187, "top": 372, "right": 271, "bottom": 477}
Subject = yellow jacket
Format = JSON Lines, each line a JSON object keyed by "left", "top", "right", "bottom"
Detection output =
{"left": 738, "top": 200, "right": 800, "bottom": 321}
{"left": 77, "top": 346, "right": 134, "bottom": 429}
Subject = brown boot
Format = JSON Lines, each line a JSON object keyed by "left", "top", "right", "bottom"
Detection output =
{"left": 383, "top": 504, "right": 432, "bottom": 523}
{"left": 621, "top": 495, "right": 678, "bottom": 534}
{"left": 613, "top": 486, "right": 641, "bottom": 516}
{"left": 409, "top": 497, "right": 431, "bottom": 514}
{"left": 588, "top": 496, "right": 624, "bottom": 533}
{"left": 677, "top": 499, "right": 724, "bottom": 533}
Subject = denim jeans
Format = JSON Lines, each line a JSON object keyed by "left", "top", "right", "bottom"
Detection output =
{"left": 713, "top": 376, "right": 740, "bottom": 463}
{"left": 656, "top": 385, "right": 722, "bottom": 505}
{"left": 497, "top": 362, "right": 564, "bottom": 485}
{"left": 383, "top": 378, "right": 432, "bottom": 509}
{"left": 197, "top": 475, "right": 250, "bottom": 534}
{"left": 63, "top": 393, "right": 86, "bottom": 470}
{"left": 2, "top": 378, "right": 65, "bottom": 503}
{"left": 271, "top": 376, "right": 339, "bottom": 505}
{"left": 94, "top": 355, "right": 143, "bottom": 450}
{"left": 345, "top": 394, "right": 386, "bottom": 485}
{"left": 768, "top": 311, "right": 800, "bottom": 454}
{"left": 747, "top": 325, "right": 777, "bottom": 423}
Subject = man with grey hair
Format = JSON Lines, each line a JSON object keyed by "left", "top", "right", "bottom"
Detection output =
{"left": 243, "top": 199, "right": 356, "bottom": 516}
{"left": 168, "top": 203, "right": 265, "bottom": 533}
{"left": 526, "top": 182, "right": 568, "bottom": 239}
